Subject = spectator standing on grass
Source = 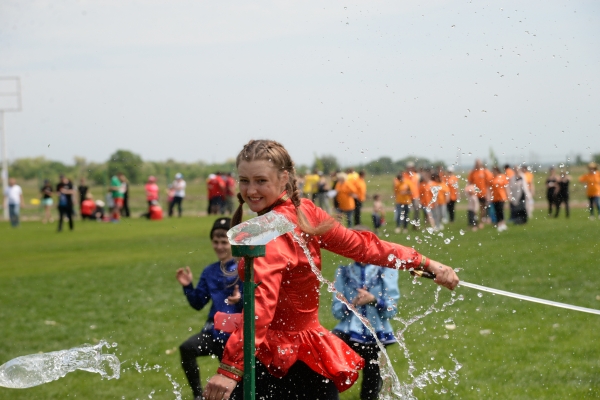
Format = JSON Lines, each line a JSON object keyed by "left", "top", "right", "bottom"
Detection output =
{"left": 371, "top": 194, "right": 385, "bottom": 235}
{"left": 508, "top": 166, "right": 530, "bottom": 225}
{"left": 335, "top": 172, "right": 357, "bottom": 227}
{"left": 418, "top": 170, "right": 436, "bottom": 230}
{"left": 40, "top": 179, "right": 54, "bottom": 224}
{"left": 56, "top": 175, "right": 75, "bottom": 231}
{"left": 143, "top": 176, "right": 159, "bottom": 219}
{"left": 120, "top": 174, "right": 130, "bottom": 218}
{"left": 81, "top": 193, "right": 96, "bottom": 220}
{"left": 554, "top": 168, "right": 571, "bottom": 218}
{"left": 465, "top": 183, "right": 479, "bottom": 231}
{"left": 432, "top": 172, "right": 448, "bottom": 231}
{"left": 545, "top": 167, "right": 559, "bottom": 216}
{"left": 315, "top": 172, "right": 331, "bottom": 214}
{"left": 331, "top": 226, "right": 400, "bottom": 400}
{"left": 169, "top": 173, "right": 186, "bottom": 217}
{"left": 468, "top": 159, "right": 493, "bottom": 229}
{"left": 207, "top": 173, "right": 225, "bottom": 215}
{"left": 353, "top": 170, "right": 367, "bottom": 226}
{"left": 445, "top": 166, "right": 459, "bottom": 223}
{"left": 224, "top": 172, "right": 236, "bottom": 215}
{"left": 491, "top": 166, "right": 509, "bottom": 232}
{"left": 521, "top": 165, "right": 535, "bottom": 218}
{"left": 303, "top": 170, "right": 320, "bottom": 201}
{"left": 77, "top": 178, "right": 88, "bottom": 218}
{"left": 4, "top": 178, "right": 24, "bottom": 228}
{"left": 109, "top": 173, "right": 124, "bottom": 222}
{"left": 176, "top": 217, "right": 242, "bottom": 400}
{"left": 403, "top": 162, "right": 420, "bottom": 228}
{"left": 393, "top": 172, "right": 412, "bottom": 233}
{"left": 578, "top": 162, "right": 600, "bottom": 220}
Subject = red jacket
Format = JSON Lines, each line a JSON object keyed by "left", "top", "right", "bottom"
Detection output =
{"left": 218, "top": 197, "right": 426, "bottom": 391}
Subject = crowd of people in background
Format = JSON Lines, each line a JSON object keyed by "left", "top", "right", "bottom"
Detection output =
{"left": 3, "top": 160, "right": 600, "bottom": 231}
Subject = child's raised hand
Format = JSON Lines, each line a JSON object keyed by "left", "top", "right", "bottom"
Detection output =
{"left": 176, "top": 266, "right": 193, "bottom": 286}
{"left": 226, "top": 285, "right": 241, "bottom": 305}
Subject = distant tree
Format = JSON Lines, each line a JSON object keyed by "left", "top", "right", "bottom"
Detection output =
{"left": 489, "top": 148, "right": 499, "bottom": 167}
{"left": 575, "top": 154, "right": 584, "bottom": 166}
{"left": 592, "top": 153, "right": 600, "bottom": 165}
{"left": 313, "top": 155, "right": 339, "bottom": 175}
{"left": 108, "top": 150, "right": 144, "bottom": 184}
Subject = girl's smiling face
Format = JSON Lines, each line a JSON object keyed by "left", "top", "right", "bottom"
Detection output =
{"left": 237, "top": 160, "right": 289, "bottom": 212}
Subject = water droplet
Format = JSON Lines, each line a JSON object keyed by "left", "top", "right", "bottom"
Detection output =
{"left": 444, "top": 239, "right": 451, "bottom": 244}
{"left": 459, "top": 230, "right": 465, "bottom": 235}
{"left": 477, "top": 292, "right": 483, "bottom": 298}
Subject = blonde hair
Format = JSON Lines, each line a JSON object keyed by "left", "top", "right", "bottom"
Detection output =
{"left": 232, "top": 140, "right": 335, "bottom": 236}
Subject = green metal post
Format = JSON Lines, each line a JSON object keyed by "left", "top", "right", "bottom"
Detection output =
{"left": 232, "top": 244, "right": 266, "bottom": 400}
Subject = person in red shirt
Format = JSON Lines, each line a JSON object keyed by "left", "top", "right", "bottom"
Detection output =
{"left": 143, "top": 176, "right": 159, "bottom": 219}
{"left": 80, "top": 193, "right": 97, "bottom": 220}
{"left": 207, "top": 173, "right": 226, "bottom": 215}
{"left": 203, "top": 139, "right": 459, "bottom": 400}
{"left": 224, "top": 172, "right": 236, "bottom": 215}
{"left": 468, "top": 159, "right": 493, "bottom": 229}
{"left": 490, "top": 166, "right": 509, "bottom": 232}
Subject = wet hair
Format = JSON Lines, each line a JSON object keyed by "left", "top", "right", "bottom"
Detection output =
{"left": 232, "top": 139, "right": 335, "bottom": 236}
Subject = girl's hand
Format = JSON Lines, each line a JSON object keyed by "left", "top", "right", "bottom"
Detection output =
{"left": 425, "top": 260, "right": 459, "bottom": 290}
{"left": 204, "top": 374, "right": 237, "bottom": 400}
{"left": 175, "top": 267, "right": 193, "bottom": 286}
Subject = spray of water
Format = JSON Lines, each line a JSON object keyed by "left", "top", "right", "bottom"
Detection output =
{"left": 292, "top": 232, "right": 463, "bottom": 399}
{"left": 0, "top": 340, "right": 120, "bottom": 389}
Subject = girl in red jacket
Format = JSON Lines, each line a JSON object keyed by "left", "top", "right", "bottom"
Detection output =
{"left": 203, "top": 140, "right": 459, "bottom": 400}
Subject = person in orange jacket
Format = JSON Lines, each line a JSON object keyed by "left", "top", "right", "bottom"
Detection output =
{"left": 393, "top": 172, "right": 413, "bottom": 233}
{"left": 490, "top": 166, "right": 510, "bottom": 232}
{"left": 579, "top": 162, "right": 600, "bottom": 219}
{"left": 353, "top": 170, "right": 367, "bottom": 226}
{"left": 468, "top": 159, "right": 493, "bottom": 229}
{"left": 418, "top": 171, "right": 436, "bottom": 229}
{"left": 403, "top": 162, "right": 421, "bottom": 229}
{"left": 445, "top": 166, "right": 460, "bottom": 223}
{"left": 335, "top": 172, "right": 358, "bottom": 227}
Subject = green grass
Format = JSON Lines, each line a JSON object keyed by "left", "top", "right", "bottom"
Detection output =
{"left": 1, "top": 207, "right": 599, "bottom": 399}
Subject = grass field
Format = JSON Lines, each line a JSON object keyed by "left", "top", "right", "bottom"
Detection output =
{"left": 1, "top": 205, "right": 599, "bottom": 399}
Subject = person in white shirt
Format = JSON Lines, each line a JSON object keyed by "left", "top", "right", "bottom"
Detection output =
{"left": 169, "top": 173, "right": 187, "bottom": 217}
{"left": 3, "top": 178, "right": 24, "bottom": 227}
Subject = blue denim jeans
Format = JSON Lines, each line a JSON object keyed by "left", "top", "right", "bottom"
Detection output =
{"left": 9, "top": 204, "right": 20, "bottom": 227}
{"left": 338, "top": 210, "right": 354, "bottom": 227}
{"left": 395, "top": 204, "right": 410, "bottom": 229}
{"left": 589, "top": 197, "right": 600, "bottom": 216}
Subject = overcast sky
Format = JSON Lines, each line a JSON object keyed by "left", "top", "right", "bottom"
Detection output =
{"left": 1, "top": 0, "right": 598, "bottom": 168}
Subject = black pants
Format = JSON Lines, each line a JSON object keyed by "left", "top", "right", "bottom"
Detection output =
{"left": 554, "top": 196, "right": 569, "bottom": 218}
{"left": 179, "top": 323, "right": 226, "bottom": 399}
{"left": 169, "top": 196, "right": 183, "bottom": 217}
{"left": 122, "top": 193, "right": 130, "bottom": 217}
{"left": 492, "top": 201, "right": 505, "bottom": 223}
{"left": 230, "top": 359, "right": 339, "bottom": 400}
{"left": 446, "top": 200, "right": 456, "bottom": 222}
{"left": 332, "top": 331, "right": 388, "bottom": 400}
{"left": 354, "top": 199, "right": 363, "bottom": 226}
{"left": 58, "top": 205, "right": 74, "bottom": 231}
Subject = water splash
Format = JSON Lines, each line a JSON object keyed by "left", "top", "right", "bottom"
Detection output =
{"left": 0, "top": 340, "right": 119, "bottom": 389}
{"left": 228, "top": 211, "right": 295, "bottom": 245}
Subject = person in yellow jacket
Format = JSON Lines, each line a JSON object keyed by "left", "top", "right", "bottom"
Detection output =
{"left": 393, "top": 172, "right": 413, "bottom": 233}
{"left": 303, "top": 170, "right": 320, "bottom": 201}
{"left": 335, "top": 172, "right": 358, "bottom": 227}
{"left": 353, "top": 171, "right": 367, "bottom": 226}
{"left": 579, "top": 162, "right": 600, "bottom": 219}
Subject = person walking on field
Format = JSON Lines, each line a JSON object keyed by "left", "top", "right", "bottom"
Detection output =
{"left": 56, "top": 175, "right": 75, "bottom": 231}
{"left": 418, "top": 171, "right": 436, "bottom": 230}
{"left": 176, "top": 218, "right": 242, "bottom": 400}
{"left": 77, "top": 177, "right": 88, "bottom": 219}
{"left": 202, "top": 139, "right": 458, "bottom": 400}
{"left": 353, "top": 170, "right": 367, "bottom": 226}
{"left": 468, "top": 159, "right": 493, "bottom": 229}
{"left": 169, "top": 173, "right": 186, "bottom": 217}
{"left": 4, "top": 178, "right": 24, "bottom": 227}
{"left": 578, "top": 162, "right": 600, "bottom": 219}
